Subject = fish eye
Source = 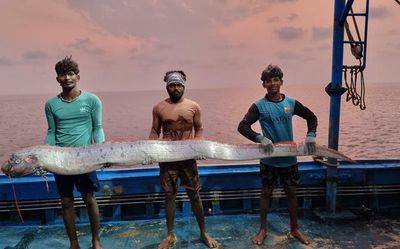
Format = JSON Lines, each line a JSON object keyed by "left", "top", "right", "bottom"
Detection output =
{"left": 14, "top": 159, "right": 21, "bottom": 164}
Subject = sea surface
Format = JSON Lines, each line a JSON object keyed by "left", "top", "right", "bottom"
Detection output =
{"left": 0, "top": 83, "right": 399, "bottom": 164}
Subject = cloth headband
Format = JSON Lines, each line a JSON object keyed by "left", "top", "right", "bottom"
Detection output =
{"left": 165, "top": 72, "right": 185, "bottom": 85}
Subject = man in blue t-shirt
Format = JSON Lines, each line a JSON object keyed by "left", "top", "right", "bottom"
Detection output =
{"left": 45, "top": 56, "right": 105, "bottom": 249}
{"left": 238, "top": 64, "right": 317, "bottom": 246}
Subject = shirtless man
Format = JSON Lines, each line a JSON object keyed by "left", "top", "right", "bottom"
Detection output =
{"left": 149, "top": 70, "right": 218, "bottom": 249}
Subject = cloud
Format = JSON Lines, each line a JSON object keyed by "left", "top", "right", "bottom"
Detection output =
{"left": 67, "top": 0, "right": 212, "bottom": 37}
{"left": 67, "top": 38, "right": 106, "bottom": 55}
{"left": 312, "top": 26, "right": 331, "bottom": 40}
{"left": 288, "top": 13, "right": 298, "bottom": 21}
{"left": 211, "top": 42, "right": 247, "bottom": 50}
{"left": 274, "top": 26, "right": 305, "bottom": 40}
{"left": 317, "top": 43, "right": 331, "bottom": 50}
{"left": 66, "top": 0, "right": 288, "bottom": 37}
{"left": 220, "top": 0, "right": 297, "bottom": 23}
{"left": 275, "top": 50, "right": 303, "bottom": 60}
{"left": 370, "top": 6, "right": 390, "bottom": 19}
{"left": 22, "top": 50, "right": 49, "bottom": 60}
{"left": 270, "top": 0, "right": 297, "bottom": 2}
{"left": 0, "top": 56, "right": 13, "bottom": 66}
{"left": 275, "top": 50, "right": 315, "bottom": 61}
{"left": 131, "top": 53, "right": 168, "bottom": 69}
{"left": 267, "top": 16, "right": 280, "bottom": 23}
{"left": 153, "top": 41, "right": 175, "bottom": 51}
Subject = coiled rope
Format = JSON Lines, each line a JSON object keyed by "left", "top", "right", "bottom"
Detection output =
{"left": 343, "top": 8, "right": 366, "bottom": 110}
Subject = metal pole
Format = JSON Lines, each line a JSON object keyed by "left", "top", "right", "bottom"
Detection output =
{"left": 339, "top": 0, "right": 355, "bottom": 25}
{"left": 325, "top": 0, "right": 347, "bottom": 213}
{"left": 363, "top": 0, "right": 370, "bottom": 68}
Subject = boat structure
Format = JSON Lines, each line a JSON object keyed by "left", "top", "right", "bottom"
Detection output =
{"left": 1, "top": 1, "right": 400, "bottom": 248}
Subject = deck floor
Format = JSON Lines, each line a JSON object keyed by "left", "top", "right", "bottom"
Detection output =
{"left": 1, "top": 211, "right": 400, "bottom": 249}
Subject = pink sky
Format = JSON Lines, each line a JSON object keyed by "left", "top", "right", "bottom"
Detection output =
{"left": 0, "top": 0, "right": 399, "bottom": 95}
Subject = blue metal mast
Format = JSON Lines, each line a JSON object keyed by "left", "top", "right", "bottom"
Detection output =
{"left": 326, "top": 0, "right": 370, "bottom": 212}
{"left": 325, "top": 0, "right": 348, "bottom": 212}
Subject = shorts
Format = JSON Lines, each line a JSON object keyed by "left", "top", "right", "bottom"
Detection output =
{"left": 260, "top": 162, "right": 299, "bottom": 188}
{"left": 54, "top": 171, "right": 100, "bottom": 198}
{"left": 159, "top": 159, "right": 200, "bottom": 193}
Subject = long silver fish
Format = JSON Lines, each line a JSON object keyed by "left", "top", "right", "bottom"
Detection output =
{"left": 1, "top": 140, "right": 354, "bottom": 176}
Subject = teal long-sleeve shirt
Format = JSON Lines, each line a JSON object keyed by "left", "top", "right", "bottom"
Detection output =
{"left": 45, "top": 91, "right": 105, "bottom": 147}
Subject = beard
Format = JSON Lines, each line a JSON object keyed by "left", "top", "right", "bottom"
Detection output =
{"left": 168, "top": 90, "right": 184, "bottom": 102}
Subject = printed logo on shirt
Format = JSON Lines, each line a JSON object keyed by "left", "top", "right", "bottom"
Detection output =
{"left": 80, "top": 106, "right": 89, "bottom": 113}
{"left": 284, "top": 106, "right": 291, "bottom": 113}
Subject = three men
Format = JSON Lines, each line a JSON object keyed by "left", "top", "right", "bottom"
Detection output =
{"left": 43, "top": 60, "right": 316, "bottom": 247}
{"left": 45, "top": 56, "right": 105, "bottom": 249}
{"left": 149, "top": 70, "right": 218, "bottom": 249}
{"left": 238, "top": 64, "right": 317, "bottom": 245}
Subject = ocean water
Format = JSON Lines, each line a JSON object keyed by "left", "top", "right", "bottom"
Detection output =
{"left": 0, "top": 83, "right": 399, "bottom": 164}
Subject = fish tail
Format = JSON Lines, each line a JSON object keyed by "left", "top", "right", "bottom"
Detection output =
{"left": 316, "top": 146, "right": 356, "bottom": 163}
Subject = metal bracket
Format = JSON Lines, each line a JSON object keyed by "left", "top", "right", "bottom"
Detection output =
{"left": 325, "top": 82, "right": 347, "bottom": 97}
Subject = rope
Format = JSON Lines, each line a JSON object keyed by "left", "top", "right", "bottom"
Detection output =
{"left": 343, "top": 64, "right": 366, "bottom": 110}
{"left": 9, "top": 176, "right": 25, "bottom": 223}
{"left": 344, "top": 8, "right": 363, "bottom": 59}
{"left": 350, "top": 8, "right": 362, "bottom": 42}
{"left": 41, "top": 174, "right": 50, "bottom": 192}
{"left": 343, "top": 7, "right": 366, "bottom": 110}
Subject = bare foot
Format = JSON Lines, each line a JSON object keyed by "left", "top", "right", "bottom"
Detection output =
{"left": 201, "top": 233, "right": 219, "bottom": 248}
{"left": 158, "top": 234, "right": 177, "bottom": 249}
{"left": 291, "top": 228, "right": 311, "bottom": 245}
{"left": 91, "top": 239, "right": 104, "bottom": 249}
{"left": 90, "top": 246, "right": 104, "bottom": 249}
{"left": 251, "top": 229, "right": 267, "bottom": 245}
{"left": 69, "top": 240, "right": 80, "bottom": 249}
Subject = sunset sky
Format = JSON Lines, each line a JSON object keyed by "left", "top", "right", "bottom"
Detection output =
{"left": 0, "top": 0, "right": 399, "bottom": 95}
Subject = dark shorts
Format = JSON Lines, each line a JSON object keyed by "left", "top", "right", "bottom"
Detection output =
{"left": 260, "top": 163, "right": 299, "bottom": 188}
{"left": 54, "top": 171, "right": 100, "bottom": 198}
{"left": 159, "top": 159, "right": 200, "bottom": 193}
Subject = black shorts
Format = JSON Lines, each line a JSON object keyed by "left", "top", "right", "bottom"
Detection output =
{"left": 260, "top": 163, "right": 299, "bottom": 188}
{"left": 54, "top": 171, "right": 100, "bottom": 198}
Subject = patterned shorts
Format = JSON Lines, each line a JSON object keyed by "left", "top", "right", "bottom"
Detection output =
{"left": 159, "top": 159, "right": 200, "bottom": 193}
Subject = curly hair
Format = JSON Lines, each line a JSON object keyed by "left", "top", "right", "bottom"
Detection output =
{"left": 260, "top": 64, "right": 283, "bottom": 82}
{"left": 163, "top": 70, "right": 186, "bottom": 82}
{"left": 55, "top": 56, "right": 80, "bottom": 75}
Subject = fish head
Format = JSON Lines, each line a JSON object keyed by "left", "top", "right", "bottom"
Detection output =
{"left": 1, "top": 153, "right": 39, "bottom": 176}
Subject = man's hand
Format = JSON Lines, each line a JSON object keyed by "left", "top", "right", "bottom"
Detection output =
{"left": 259, "top": 136, "right": 274, "bottom": 155}
{"left": 304, "top": 136, "right": 316, "bottom": 154}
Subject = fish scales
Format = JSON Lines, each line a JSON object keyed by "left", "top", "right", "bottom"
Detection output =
{"left": 1, "top": 140, "right": 355, "bottom": 176}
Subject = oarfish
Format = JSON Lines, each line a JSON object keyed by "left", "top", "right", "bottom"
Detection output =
{"left": 1, "top": 140, "right": 354, "bottom": 176}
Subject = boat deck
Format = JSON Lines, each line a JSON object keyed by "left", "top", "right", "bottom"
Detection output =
{"left": 1, "top": 211, "right": 400, "bottom": 249}
{"left": 1, "top": 160, "right": 400, "bottom": 248}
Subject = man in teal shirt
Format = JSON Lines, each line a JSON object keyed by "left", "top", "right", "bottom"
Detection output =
{"left": 45, "top": 56, "right": 105, "bottom": 249}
